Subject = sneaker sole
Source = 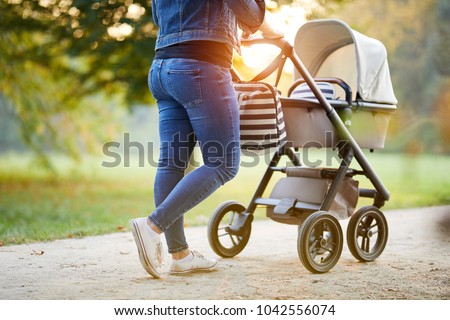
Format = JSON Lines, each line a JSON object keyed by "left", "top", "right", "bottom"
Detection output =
{"left": 169, "top": 261, "right": 218, "bottom": 275}
{"left": 130, "top": 220, "right": 161, "bottom": 279}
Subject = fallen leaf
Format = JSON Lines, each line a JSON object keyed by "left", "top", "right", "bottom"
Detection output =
{"left": 31, "top": 250, "right": 45, "bottom": 256}
{"left": 67, "top": 233, "right": 74, "bottom": 238}
{"left": 390, "top": 265, "right": 405, "bottom": 270}
{"left": 116, "top": 225, "right": 126, "bottom": 231}
{"left": 275, "top": 296, "right": 296, "bottom": 300}
{"left": 0, "top": 241, "right": 4, "bottom": 247}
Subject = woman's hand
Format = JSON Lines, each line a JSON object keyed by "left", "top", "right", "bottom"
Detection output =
{"left": 258, "top": 12, "right": 284, "bottom": 39}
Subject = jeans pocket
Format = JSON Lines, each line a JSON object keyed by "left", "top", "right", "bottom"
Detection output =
{"left": 214, "top": 65, "right": 231, "bottom": 79}
{"left": 167, "top": 69, "right": 203, "bottom": 107}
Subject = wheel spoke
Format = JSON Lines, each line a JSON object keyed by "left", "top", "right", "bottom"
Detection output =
{"left": 311, "top": 248, "right": 319, "bottom": 260}
{"left": 361, "top": 237, "right": 366, "bottom": 251}
{"left": 229, "top": 234, "right": 238, "bottom": 246}
{"left": 357, "top": 225, "right": 365, "bottom": 236}
{"left": 369, "top": 222, "right": 378, "bottom": 230}
{"left": 227, "top": 212, "right": 236, "bottom": 225}
{"left": 364, "top": 237, "right": 370, "bottom": 252}
{"left": 364, "top": 216, "right": 374, "bottom": 228}
{"left": 309, "top": 239, "right": 318, "bottom": 254}
{"left": 327, "top": 239, "right": 337, "bottom": 246}
{"left": 360, "top": 219, "right": 368, "bottom": 229}
{"left": 315, "top": 222, "right": 325, "bottom": 239}
{"left": 218, "top": 232, "right": 229, "bottom": 238}
{"left": 321, "top": 244, "right": 335, "bottom": 253}
{"left": 320, "top": 222, "right": 327, "bottom": 236}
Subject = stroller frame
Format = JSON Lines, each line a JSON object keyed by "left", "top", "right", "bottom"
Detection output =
{"left": 207, "top": 36, "right": 392, "bottom": 273}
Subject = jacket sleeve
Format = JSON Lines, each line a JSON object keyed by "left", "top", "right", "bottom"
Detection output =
{"left": 225, "top": 0, "right": 265, "bottom": 31}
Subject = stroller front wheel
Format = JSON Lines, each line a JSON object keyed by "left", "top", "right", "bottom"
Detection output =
{"left": 297, "top": 211, "right": 343, "bottom": 274}
{"left": 347, "top": 206, "right": 388, "bottom": 262}
{"left": 207, "top": 200, "right": 252, "bottom": 258}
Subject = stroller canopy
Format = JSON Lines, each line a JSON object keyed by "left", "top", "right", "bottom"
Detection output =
{"left": 294, "top": 19, "right": 397, "bottom": 105}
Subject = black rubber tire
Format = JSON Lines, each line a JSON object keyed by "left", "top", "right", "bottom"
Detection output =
{"left": 347, "top": 206, "right": 388, "bottom": 262}
{"left": 297, "top": 211, "right": 343, "bottom": 274}
{"left": 207, "top": 200, "right": 251, "bottom": 258}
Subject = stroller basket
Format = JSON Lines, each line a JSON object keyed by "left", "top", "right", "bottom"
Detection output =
{"left": 267, "top": 167, "right": 359, "bottom": 225}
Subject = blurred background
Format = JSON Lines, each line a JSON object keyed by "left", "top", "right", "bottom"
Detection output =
{"left": 1, "top": 0, "right": 449, "bottom": 245}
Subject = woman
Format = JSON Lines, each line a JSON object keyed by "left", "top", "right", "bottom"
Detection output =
{"left": 130, "top": 0, "right": 282, "bottom": 278}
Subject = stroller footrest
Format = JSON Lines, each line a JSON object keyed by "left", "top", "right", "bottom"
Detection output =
{"left": 273, "top": 198, "right": 297, "bottom": 215}
{"left": 255, "top": 197, "right": 321, "bottom": 211}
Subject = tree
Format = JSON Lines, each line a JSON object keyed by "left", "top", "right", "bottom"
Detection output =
{"left": 1, "top": 0, "right": 156, "bottom": 102}
{"left": 432, "top": 0, "right": 450, "bottom": 76}
{"left": 0, "top": 0, "right": 156, "bottom": 167}
{"left": 432, "top": 0, "right": 450, "bottom": 150}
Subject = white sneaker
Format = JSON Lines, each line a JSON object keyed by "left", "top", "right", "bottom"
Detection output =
{"left": 129, "top": 218, "right": 164, "bottom": 278}
{"left": 169, "top": 250, "right": 217, "bottom": 274}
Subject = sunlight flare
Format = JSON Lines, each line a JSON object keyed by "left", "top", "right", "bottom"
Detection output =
{"left": 240, "top": 5, "right": 307, "bottom": 72}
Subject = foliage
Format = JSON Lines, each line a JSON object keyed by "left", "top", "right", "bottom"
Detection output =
{"left": 432, "top": 0, "right": 450, "bottom": 76}
{"left": 334, "top": 0, "right": 450, "bottom": 153}
{"left": 0, "top": 0, "right": 157, "bottom": 167}
{"left": 0, "top": 0, "right": 156, "bottom": 103}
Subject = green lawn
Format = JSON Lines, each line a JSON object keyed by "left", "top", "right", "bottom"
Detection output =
{"left": 0, "top": 151, "right": 449, "bottom": 245}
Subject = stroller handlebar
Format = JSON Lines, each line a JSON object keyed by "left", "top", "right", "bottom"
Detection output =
{"left": 240, "top": 36, "right": 289, "bottom": 50}
{"left": 232, "top": 37, "right": 294, "bottom": 85}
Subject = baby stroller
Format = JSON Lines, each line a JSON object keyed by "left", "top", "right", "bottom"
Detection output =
{"left": 207, "top": 19, "right": 397, "bottom": 273}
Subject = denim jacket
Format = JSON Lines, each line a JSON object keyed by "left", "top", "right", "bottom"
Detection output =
{"left": 151, "top": 0, "right": 265, "bottom": 52}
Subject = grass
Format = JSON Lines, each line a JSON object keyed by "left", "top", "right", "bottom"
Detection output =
{"left": 0, "top": 151, "right": 449, "bottom": 245}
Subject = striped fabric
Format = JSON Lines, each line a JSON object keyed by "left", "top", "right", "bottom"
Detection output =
{"left": 290, "top": 82, "right": 336, "bottom": 100}
{"left": 233, "top": 82, "right": 287, "bottom": 151}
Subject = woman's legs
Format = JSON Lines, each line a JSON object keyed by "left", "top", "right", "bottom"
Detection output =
{"left": 148, "top": 58, "right": 240, "bottom": 255}
{"left": 153, "top": 101, "right": 196, "bottom": 255}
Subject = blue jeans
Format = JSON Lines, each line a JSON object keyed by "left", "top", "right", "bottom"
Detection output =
{"left": 147, "top": 58, "right": 240, "bottom": 253}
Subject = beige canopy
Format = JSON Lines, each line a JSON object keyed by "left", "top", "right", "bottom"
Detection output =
{"left": 294, "top": 19, "right": 397, "bottom": 105}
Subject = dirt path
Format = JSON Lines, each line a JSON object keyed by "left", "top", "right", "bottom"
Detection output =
{"left": 1, "top": 206, "right": 449, "bottom": 300}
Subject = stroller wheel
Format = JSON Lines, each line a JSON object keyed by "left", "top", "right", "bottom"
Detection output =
{"left": 297, "top": 211, "right": 343, "bottom": 274}
{"left": 347, "top": 206, "right": 388, "bottom": 262}
{"left": 207, "top": 200, "right": 251, "bottom": 258}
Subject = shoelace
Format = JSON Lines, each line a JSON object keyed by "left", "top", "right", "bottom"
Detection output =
{"left": 191, "top": 250, "right": 207, "bottom": 261}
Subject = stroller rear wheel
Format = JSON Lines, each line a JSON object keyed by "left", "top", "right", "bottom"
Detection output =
{"left": 208, "top": 200, "right": 252, "bottom": 258}
{"left": 297, "top": 211, "right": 343, "bottom": 274}
{"left": 347, "top": 206, "right": 388, "bottom": 262}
